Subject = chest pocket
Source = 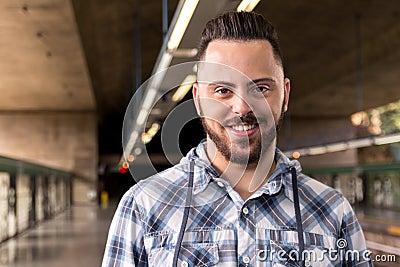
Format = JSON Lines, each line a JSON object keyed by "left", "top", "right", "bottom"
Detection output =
{"left": 256, "top": 228, "right": 336, "bottom": 267}
{"left": 144, "top": 230, "right": 220, "bottom": 267}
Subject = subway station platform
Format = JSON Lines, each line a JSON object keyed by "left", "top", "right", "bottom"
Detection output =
{"left": 1, "top": 203, "right": 400, "bottom": 266}
{"left": 0, "top": 204, "right": 116, "bottom": 267}
{"left": 357, "top": 208, "right": 400, "bottom": 266}
{"left": 2, "top": 1, "right": 400, "bottom": 266}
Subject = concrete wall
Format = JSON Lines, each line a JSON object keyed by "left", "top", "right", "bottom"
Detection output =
{"left": 0, "top": 112, "right": 97, "bottom": 204}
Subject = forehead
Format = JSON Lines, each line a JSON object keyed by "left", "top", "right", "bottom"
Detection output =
{"left": 198, "top": 40, "right": 283, "bottom": 84}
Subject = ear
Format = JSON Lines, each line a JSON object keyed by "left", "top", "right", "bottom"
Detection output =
{"left": 192, "top": 82, "right": 201, "bottom": 116}
{"left": 283, "top": 78, "right": 291, "bottom": 112}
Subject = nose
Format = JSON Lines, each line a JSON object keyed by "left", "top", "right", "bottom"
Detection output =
{"left": 231, "top": 94, "right": 252, "bottom": 116}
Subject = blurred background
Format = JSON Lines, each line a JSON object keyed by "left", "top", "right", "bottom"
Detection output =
{"left": 1, "top": 0, "right": 400, "bottom": 266}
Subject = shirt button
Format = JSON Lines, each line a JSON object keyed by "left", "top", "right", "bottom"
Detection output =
{"left": 217, "top": 181, "right": 224, "bottom": 188}
{"left": 181, "top": 261, "right": 188, "bottom": 267}
{"left": 242, "top": 207, "right": 249, "bottom": 215}
{"left": 243, "top": 256, "right": 250, "bottom": 264}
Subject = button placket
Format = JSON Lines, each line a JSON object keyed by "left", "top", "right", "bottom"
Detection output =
{"left": 237, "top": 202, "right": 255, "bottom": 267}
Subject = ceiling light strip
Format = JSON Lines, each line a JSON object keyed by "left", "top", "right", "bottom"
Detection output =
{"left": 172, "top": 75, "right": 197, "bottom": 102}
{"left": 167, "top": 0, "right": 199, "bottom": 51}
{"left": 284, "top": 133, "right": 400, "bottom": 157}
{"left": 374, "top": 133, "right": 400, "bottom": 145}
{"left": 237, "top": 0, "right": 261, "bottom": 12}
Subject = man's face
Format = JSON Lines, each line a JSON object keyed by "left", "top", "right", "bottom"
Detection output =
{"left": 193, "top": 40, "right": 290, "bottom": 165}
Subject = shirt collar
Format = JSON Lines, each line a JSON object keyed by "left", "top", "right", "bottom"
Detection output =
{"left": 180, "top": 141, "right": 218, "bottom": 194}
{"left": 269, "top": 148, "right": 302, "bottom": 202}
{"left": 183, "top": 141, "right": 302, "bottom": 201}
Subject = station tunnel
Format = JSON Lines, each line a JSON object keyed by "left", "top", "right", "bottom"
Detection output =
{"left": 1, "top": 0, "right": 400, "bottom": 266}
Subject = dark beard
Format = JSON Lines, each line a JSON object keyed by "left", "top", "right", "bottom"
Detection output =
{"left": 201, "top": 116, "right": 275, "bottom": 165}
{"left": 200, "top": 100, "right": 286, "bottom": 165}
{"left": 201, "top": 118, "right": 261, "bottom": 165}
{"left": 276, "top": 102, "right": 286, "bottom": 132}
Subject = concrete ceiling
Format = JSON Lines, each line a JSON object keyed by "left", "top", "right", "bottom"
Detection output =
{"left": 261, "top": 0, "right": 400, "bottom": 118}
{"left": 0, "top": 0, "right": 95, "bottom": 111}
{"left": 2, "top": 0, "right": 400, "bottom": 157}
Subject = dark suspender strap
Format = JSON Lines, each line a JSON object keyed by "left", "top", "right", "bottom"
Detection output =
{"left": 172, "top": 161, "right": 194, "bottom": 267}
{"left": 291, "top": 167, "right": 305, "bottom": 267}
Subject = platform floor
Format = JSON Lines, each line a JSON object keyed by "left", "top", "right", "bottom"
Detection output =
{"left": 1, "top": 203, "right": 400, "bottom": 266}
{"left": 0, "top": 204, "right": 116, "bottom": 267}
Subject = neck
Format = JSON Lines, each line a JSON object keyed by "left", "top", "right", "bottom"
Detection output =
{"left": 206, "top": 139, "right": 277, "bottom": 201}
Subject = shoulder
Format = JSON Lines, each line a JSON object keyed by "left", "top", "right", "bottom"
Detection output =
{"left": 275, "top": 151, "right": 345, "bottom": 204}
{"left": 297, "top": 172, "right": 352, "bottom": 220}
{"left": 138, "top": 162, "right": 190, "bottom": 192}
{"left": 122, "top": 163, "right": 192, "bottom": 209}
{"left": 298, "top": 172, "right": 344, "bottom": 201}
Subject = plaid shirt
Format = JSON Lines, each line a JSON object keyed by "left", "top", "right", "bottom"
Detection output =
{"left": 102, "top": 142, "right": 372, "bottom": 266}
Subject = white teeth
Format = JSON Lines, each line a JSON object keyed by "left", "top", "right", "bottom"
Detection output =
{"left": 232, "top": 124, "right": 256, "bottom": 131}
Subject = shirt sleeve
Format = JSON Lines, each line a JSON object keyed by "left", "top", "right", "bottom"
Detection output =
{"left": 339, "top": 198, "right": 373, "bottom": 267}
{"left": 101, "top": 187, "right": 148, "bottom": 267}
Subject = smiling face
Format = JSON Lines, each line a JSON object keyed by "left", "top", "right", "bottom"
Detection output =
{"left": 193, "top": 40, "right": 290, "bottom": 166}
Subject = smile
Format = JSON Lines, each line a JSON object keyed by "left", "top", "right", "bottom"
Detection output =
{"left": 231, "top": 124, "right": 257, "bottom": 131}
{"left": 228, "top": 123, "right": 259, "bottom": 137}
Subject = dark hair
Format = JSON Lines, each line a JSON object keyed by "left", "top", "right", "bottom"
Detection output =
{"left": 197, "top": 11, "right": 283, "bottom": 68}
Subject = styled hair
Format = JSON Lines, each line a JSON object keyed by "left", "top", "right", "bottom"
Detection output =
{"left": 197, "top": 11, "right": 284, "bottom": 68}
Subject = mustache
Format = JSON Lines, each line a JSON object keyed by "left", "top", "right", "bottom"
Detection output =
{"left": 223, "top": 113, "right": 267, "bottom": 126}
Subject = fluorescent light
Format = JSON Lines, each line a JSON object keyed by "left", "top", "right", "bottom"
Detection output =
{"left": 134, "top": 147, "right": 142, "bottom": 156}
{"left": 308, "top": 146, "right": 327, "bottom": 155}
{"left": 147, "top": 123, "right": 160, "bottom": 137}
{"left": 172, "top": 75, "right": 197, "bottom": 102}
{"left": 167, "top": 0, "right": 199, "bottom": 51}
{"left": 141, "top": 123, "right": 161, "bottom": 144}
{"left": 171, "top": 48, "right": 198, "bottom": 58}
{"left": 136, "top": 109, "right": 147, "bottom": 126}
{"left": 237, "top": 0, "right": 261, "bottom": 12}
{"left": 282, "top": 133, "right": 400, "bottom": 157}
{"left": 374, "top": 133, "right": 400, "bottom": 145}
{"left": 347, "top": 138, "right": 373, "bottom": 149}
{"left": 123, "top": 131, "right": 139, "bottom": 160}
{"left": 156, "top": 52, "right": 173, "bottom": 74}
{"left": 128, "top": 131, "right": 139, "bottom": 147}
{"left": 142, "top": 89, "right": 157, "bottom": 110}
{"left": 326, "top": 142, "right": 348, "bottom": 153}
{"left": 148, "top": 52, "right": 172, "bottom": 93}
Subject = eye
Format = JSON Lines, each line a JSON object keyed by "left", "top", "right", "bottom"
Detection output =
{"left": 251, "top": 84, "right": 270, "bottom": 94}
{"left": 215, "top": 87, "right": 233, "bottom": 96}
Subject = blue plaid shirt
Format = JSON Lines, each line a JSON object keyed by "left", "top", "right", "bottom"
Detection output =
{"left": 102, "top": 142, "right": 372, "bottom": 266}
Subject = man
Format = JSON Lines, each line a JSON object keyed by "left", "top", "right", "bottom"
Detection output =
{"left": 102, "top": 11, "right": 372, "bottom": 266}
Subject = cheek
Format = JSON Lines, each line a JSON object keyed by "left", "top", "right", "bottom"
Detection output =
{"left": 198, "top": 97, "right": 233, "bottom": 122}
{"left": 264, "top": 98, "right": 284, "bottom": 123}
{"left": 203, "top": 118, "right": 231, "bottom": 138}
{"left": 204, "top": 118, "right": 225, "bottom": 131}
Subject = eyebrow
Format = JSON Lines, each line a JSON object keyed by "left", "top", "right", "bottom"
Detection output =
{"left": 206, "top": 81, "right": 236, "bottom": 88}
{"left": 205, "top": 78, "right": 277, "bottom": 88}
{"left": 249, "top": 78, "right": 277, "bottom": 86}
